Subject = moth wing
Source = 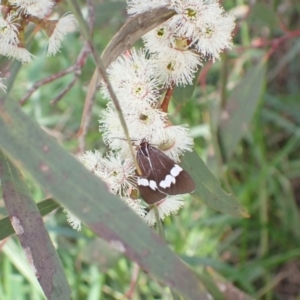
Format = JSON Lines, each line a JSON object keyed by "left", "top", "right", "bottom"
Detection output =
{"left": 150, "top": 147, "right": 195, "bottom": 195}
{"left": 136, "top": 146, "right": 169, "bottom": 204}
{"left": 162, "top": 169, "right": 195, "bottom": 195}
{"left": 138, "top": 185, "right": 166, "bottom": 205}
{"left": 136, "top": 144, "right": 195, "bottom": 203}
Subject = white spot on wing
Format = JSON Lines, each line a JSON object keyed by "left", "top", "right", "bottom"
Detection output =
{"left": 138, "top": 177, "right": 159, "bottom": 190}
{"left": 138, "top": 177, "right": 149, "bottom": 186}
{"left": 170, "top": 165, "right": 182, "bottom": 177}
{"left": 11, "top": 216, "right": 24, "bottom": 235}
{"left": 149, "top": 180, "right": 158, "bottom": 190}
{"left": 159, "top": 175, "right": 176, "bottom": 188}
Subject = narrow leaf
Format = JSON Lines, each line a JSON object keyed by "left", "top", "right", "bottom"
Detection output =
{"left": 0, "top": 97, "right": 209, "bottom": 300}
{"left": 182, "top": 151, "right": 248, "bottom": 217}
{"left": 0, "top": 199, "right": 59, "bottom": 241}
{"left": 0, "top": 152, "right": 70, "bottom": 300}
{"left": 219, "top": 60, "right": 266, "bottom": 159}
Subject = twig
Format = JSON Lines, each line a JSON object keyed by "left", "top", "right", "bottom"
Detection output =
{"left": 50, "top": 77, "right": 77, "bottom": 105}
{"left": 19, "top": 42, "right": 91, "bottom": 105}
{"left": 160, "top": 84, "right": 174, "bottom": 113}
{"left": 77, "top": 0, "right": 96, "bottom": 154}
{"left": 124, "top": 263, "right": 140, "bottom": 299}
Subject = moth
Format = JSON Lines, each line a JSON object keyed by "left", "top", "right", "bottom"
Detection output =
{"left": 136, "top": 140, "right": 195, "bottom": 204}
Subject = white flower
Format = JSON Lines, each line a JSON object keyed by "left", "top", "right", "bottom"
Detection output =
{"left": 78, "top": 150, "right": 146, "bottom": 223}
{"left": 47, "top": 14, "right": 77, "bottom": 56}
{"left": 64, "top": 208, "right": 82, "bottom": 231}
{"left": 0, "top": 13, "right": 20, "bottom": 47}
{"left": 100, "top": 152, "right": 136, "bottom": 197}
{"left": 8, "top": 0, "right": 55, "bottom": 18}
{"left": 127, "top": 0, "right": 169, "bottom": 15}
{"left": 0, "top": 13, "right": 33, "bottom": 63}
{"left": 121, "top": 196, "right": 146, "bottom": 217}
{"left": 143, "top": 20, "right": 203, "bottom": 87}
{"left": 141, "top": 0, "right": 235, "bottom": 61}
{"left": 151, "top": 47, "right": 202, "bottom": 86}
{"left": 169, "top": 0, "right": 235, "bottom": 60}
{"left": 151, "top": 125, "right": 194, "bottom": 162}
{"left": 100, "top": 101, "right": 167, "bottom": 153}
{"left": 169, "top": 0, "right": 218, "bottom": 38}
{"left": 78, "top": 150, "right": 103, "bottom": 174}
{"left": 78, "top": 150, "right": 116, "bottom": 192}
{"left": 144, "top": 196, "right": 185, "bottom": 226}
{"left": 99, "top": 106, "right": 126, "bottom": 151}
{"left": 79, "top": 150, "right": 137, "bottom": 198}
{"left": 100, "top": 49, "right": 159, "bottom": 107}
{"left": 0, "top": 43, "right": 33, "bottom": 63}
{"left": 193, "top": 11, "right": 235, "bottom": 60}
{"left": 143, "top": 22, "right": 180, "bottom": 54}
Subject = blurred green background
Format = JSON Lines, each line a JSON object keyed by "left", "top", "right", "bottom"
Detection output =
{"left": 1, "top": 0, "right": 300, "bottom": 299}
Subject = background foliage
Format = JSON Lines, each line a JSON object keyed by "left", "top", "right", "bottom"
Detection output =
{"left": 1, "top": 0, "right": 300, "bottom": 299}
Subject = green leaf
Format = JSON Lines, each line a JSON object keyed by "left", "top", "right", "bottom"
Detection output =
{"left": 249, "top": 3, "right": 279, "bottom": 29}
{"left": 196, "top": 273, "right": 226, "bottom": 300}
{"left": 0, "top": 152, "right": 70, "bottom": 300}
{"left": 182, "top": 151, "right": 248, "bottom": 217}
{"left": 219, "top": 60, "right": 266, "bottom": 159}
{"left": 80, "top": 238, "right": 121, "bottom": 273}
{"left": 0, "top": 97, "right": 209, "bottom": 300}
{"left": 0, "top": 199, "right": 59, "bottom": 241}
{"left": 2, "top": 238, "right": 45, "bottom": 297}
{"left": 182, "top": 256, "right": 255, "bottom": 294}
{"left": 94, "top": 1, "right": 126, "bottom": 28}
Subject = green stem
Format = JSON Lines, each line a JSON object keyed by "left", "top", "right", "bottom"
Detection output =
{"left": 67, "top": 0, "right": 140, "bottom": 174}
{"left": 153, "top": 205, "right": 183, "bottom": 300}
{"left": 154, "top": 205, "right": 165, "bottom": 238}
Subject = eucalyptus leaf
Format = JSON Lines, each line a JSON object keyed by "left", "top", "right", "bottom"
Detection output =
{"left": 182, "top": 151, "right": 248, "bottom": 217}
{"left": 0, "top": 97, "right": 209, "bottom": 300}
{"left": 0, "top": 199, "right": 59, "bottom": 241}
{"left": 0, "top": 153, "right": 70, "bottom": 300}
{"left": 219, "top": 60, "right": 266, "bottom": 159}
